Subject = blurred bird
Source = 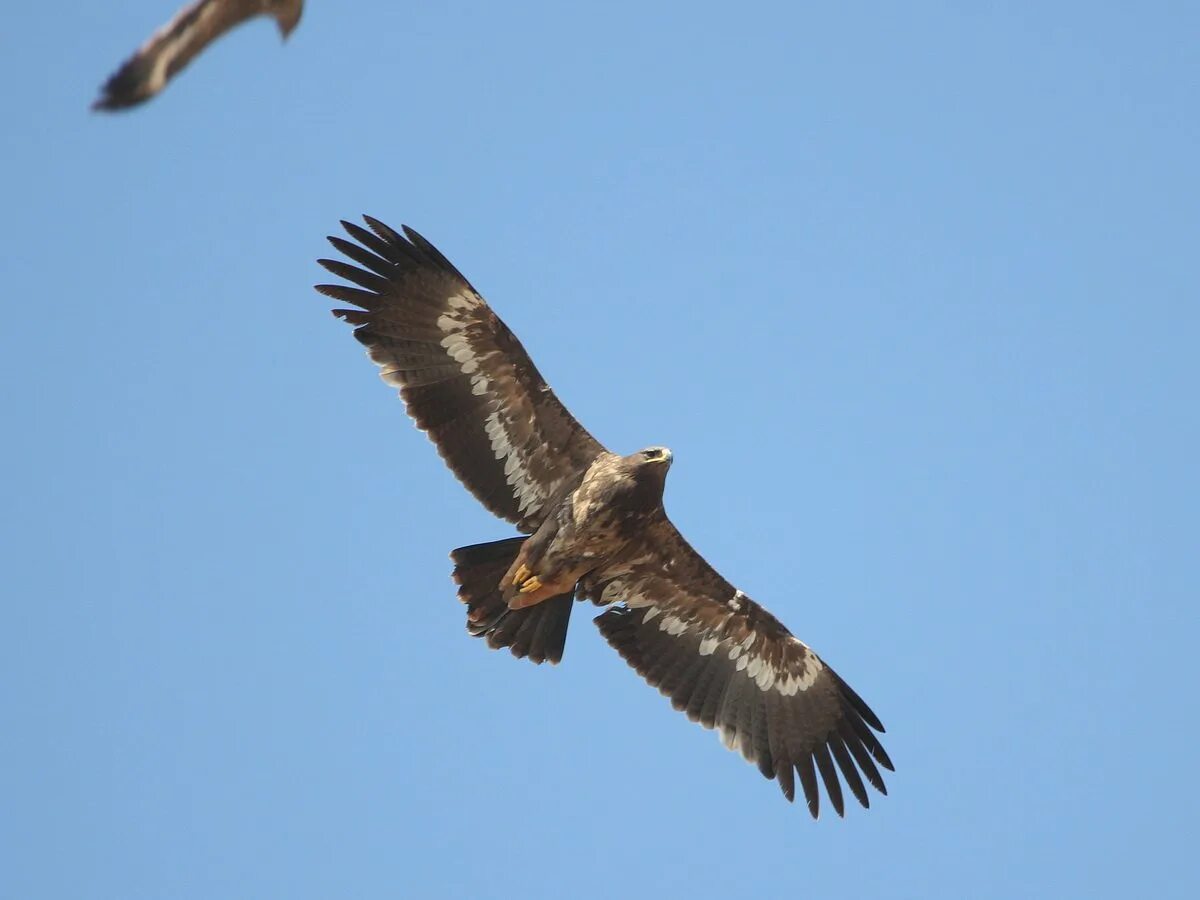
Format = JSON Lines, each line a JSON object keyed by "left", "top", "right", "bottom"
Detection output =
{"left": 93, "top": 0, "right": 303, "bottom": 111}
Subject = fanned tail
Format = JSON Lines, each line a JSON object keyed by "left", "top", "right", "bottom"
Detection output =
{"left": 450, "top": 538, "right": 574, "bottom": 665}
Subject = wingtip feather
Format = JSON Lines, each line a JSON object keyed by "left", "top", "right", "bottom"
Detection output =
{"left": 362, "top": 215, "right": 403, "bottom": 245}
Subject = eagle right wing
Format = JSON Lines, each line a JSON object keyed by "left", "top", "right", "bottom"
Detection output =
{"left": 316, "top": 217, "right": 606, "bottom": 533}
{"left": 93, "top": 0, "right": 303, "bottom": 111}
{"left": 592, "top": 521, "right": 893, "bottom": 817}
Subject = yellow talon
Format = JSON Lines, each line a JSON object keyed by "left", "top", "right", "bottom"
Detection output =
{"left": 513, "top": 564, "right": 531, "bottom": 584}
{"left": 519, "top": 576, "right": 543, "bottom": 594}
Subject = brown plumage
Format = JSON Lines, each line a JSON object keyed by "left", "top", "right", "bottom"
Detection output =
{"left": 93, "top": 0, "right": 303, "bottom": 111}
{"left": 315, "top": 217, "right": 894, "bottom": 816}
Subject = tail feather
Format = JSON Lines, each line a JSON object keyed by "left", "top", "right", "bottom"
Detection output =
{"left": 450, "top": 538, "right": 573, "bottom": 665}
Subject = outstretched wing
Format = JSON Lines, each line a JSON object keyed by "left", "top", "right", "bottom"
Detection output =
{"left": 316, "top": 217, "right": 606, "bottom": 532}
{"left": 592, "top": 522, "right": 893, "bottom": 817}
{"left": 93, "top": 0, "right": 303, "bottom": 111}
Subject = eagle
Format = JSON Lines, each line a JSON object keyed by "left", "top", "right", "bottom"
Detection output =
{"left": 92, "top": 0, "right": 303, "bottom": 111}
{"left": 315, "top": 217, "right": 894, "bottom": 817}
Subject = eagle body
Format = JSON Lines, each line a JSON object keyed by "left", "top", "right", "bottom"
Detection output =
{"left": 316, "top": 218, "right": 895, "bottom": 817}
{"left": 93, "top": 0, "right": 303, "bottom": 111}
{"left": 502, "top": 449, "right": 672, "bottom": 609}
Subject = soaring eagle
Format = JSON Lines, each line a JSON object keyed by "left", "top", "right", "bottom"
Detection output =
{"left": 315, "top": 218, "right": 894, "bottom": 817}
{"left": 93, "top": 0, "right": 303, "bottom": 111}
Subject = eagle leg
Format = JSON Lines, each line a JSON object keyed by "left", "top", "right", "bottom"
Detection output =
{"left": 502, "top": 541, "right": 583, "bottom": 609}
{"left": 506, "top": 570, "right": 580, "bottom": 610}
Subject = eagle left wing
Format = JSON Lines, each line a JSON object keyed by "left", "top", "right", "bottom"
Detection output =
{"left": 316, "top": 217, "right": 606, "bottom": 532}
{"left": 93, "top": 0, "right": 303, "bottom": 111}
{"left": 592, "top": 522, "right": 893, "bottom": 817}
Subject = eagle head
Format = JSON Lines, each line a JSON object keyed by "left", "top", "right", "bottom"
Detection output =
{"left": 638, "top": 446, "right": 673, "bottom": 467}
{"left": 631, "top": 446, "right": 673, "bottom": 483}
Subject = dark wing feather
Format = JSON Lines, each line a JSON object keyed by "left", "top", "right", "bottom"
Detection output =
{"left": 93, "top": 0, "right": 303, "bottom": 111}
{"left": 316, "top": 217, "right": 605, "bottom": 532}
{"left": 593, "top": 522, "right": 892, "bottom": 817}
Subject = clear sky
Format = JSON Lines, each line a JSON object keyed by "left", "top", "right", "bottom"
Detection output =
{"left": 3, "top": 2, "right": 1197, "bottom": 898}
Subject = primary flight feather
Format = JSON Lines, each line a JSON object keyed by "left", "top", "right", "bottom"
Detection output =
{"left": 315, "top": 217, "right": 894, "bottom": 817}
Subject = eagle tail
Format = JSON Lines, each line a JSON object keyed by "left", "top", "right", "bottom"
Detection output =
{"left": 450, "top": 538, "right": 574, "bottom": 665}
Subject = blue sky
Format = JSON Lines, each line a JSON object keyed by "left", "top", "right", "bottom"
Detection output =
{"left": 3, "top": 2, "right": 1197, "bottom": 897}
